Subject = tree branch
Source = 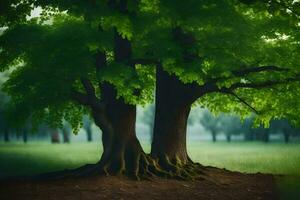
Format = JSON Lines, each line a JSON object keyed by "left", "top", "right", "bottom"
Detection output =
{"left": 71, "top": 90, "right": 90, "bottom": 106}
{"left": 221, "top": 89, "right": 259, "bottom": 114}
{"left": 128, "top": 58, "right": 159, "bottom": 66}
{"left": 80, "top": 78, "right": 96, "bottom": 97}
{"left": 231, "top": 66, "right": 289, "bottom": 77}
{"left": 95, "top": 51, "right": 107, "bottom": 73}
{"left": 73, "top": 78, "right": 106, "bottom": 112}
{"left": 186, "top": 72, "right": 300, "bottom": 105}
{"left": 228, "top": 73, "right": 300, "bottom": 90}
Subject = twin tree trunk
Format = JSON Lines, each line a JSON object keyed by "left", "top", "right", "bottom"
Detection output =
{"left": 86, "top": 32, "right": 198, "bottom": 177}
{"left": 76, "top": 1, "right": 200, "bottom": 177}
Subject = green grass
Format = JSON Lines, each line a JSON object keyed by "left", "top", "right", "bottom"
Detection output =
{"left": 0, "top": 141, "right": 299, "bottom": 199}
{"left": 1, "top": 141, "right": 300, "bottom": 177}
{"left": 188, "top": 141, "right": 300, "bottom": 175}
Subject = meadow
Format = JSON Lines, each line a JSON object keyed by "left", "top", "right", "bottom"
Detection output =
{"left": 0, "top": 141, "right": 299, "bottom": 199}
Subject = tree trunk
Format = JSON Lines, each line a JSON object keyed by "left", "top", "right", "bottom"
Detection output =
{"left": 23, "top": 129, "right": 28, "bottom": 143}
{"left": 226, "top": 134, "right": 231, "bottom": 142}
{"left": 81, "top": 27, "right": 159, "bottom": 178}
{"left": 212, "top": 131, "right": 217, "bottom": 142}
{"left": 4, "top": 128, "right": 9, "bottom": 142}
{"left": 88, "top": 83, "right": 158, "bottom": 178}
{"left": 263, "top": 131, "right": 269, "bottom": 143}
{"left": 51, "top": 130, "right": 60, "bottom": 143}
{"left": 151, "top": 101, "right": 190, "bottom": 166}
{"left": 63, "top": 129, "right": 70, "bottom": 143}
{"left": 86, "top": 126, "right": 92, "bottom": 142}
{"left": 151, "top": 66, "right": 192, "bottom": 167}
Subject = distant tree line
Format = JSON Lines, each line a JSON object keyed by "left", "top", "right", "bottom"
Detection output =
{"left": 0, "top": 87, "right": 94, "bottom": 143}
{"left": 188, "top": 109, "right": 300, "bottom": 143}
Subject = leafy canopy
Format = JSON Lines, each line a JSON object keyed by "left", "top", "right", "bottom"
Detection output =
{"left": 0, "top": 0, "right": 300, "bottom": 129}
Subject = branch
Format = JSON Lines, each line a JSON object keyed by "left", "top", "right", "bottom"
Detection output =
{"left": 80, "top": 78, "right": 96, "bottom": 96}
{"left": 228, "top": 73, "right": 300, "bottom": 90}
{"left": 231, "top": 66, "right": 289, "bottom": 77}
{"left": 187, "top": 72, "right": 300, "bottom": 105}
{"left": 71, "top": 90, "right": 90, "bottom": 106}
{"left": 128, "top": 58, "right": 159, "bottom": 66}
{"left": 95, "top": 51, "right": 107, "bottom": 72}
{"left": 221, "top": 89, "right": 259, "bottom": 114}
{"left": 76, "top": 78, "right": 106, "bottom": 112}
{"left": 274, "top": 1, "right": 300, "bottom": 18}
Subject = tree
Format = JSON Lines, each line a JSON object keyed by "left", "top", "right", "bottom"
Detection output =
{"left": 83, "top": 115, "right": 93, "bottom": 142}
{"left": 219, "top": 114, "right": 244, "bottom": 142}
{"left": 269, "top": 119, "right": 299, "bottom": 143}
{"left": 50, "top": 129, "right": 60, "bottom": 143}
{"left": 0, "top": 0, "right": 160, "bottom": 179}
{"left": 0, "top": 72, "right": 10, "bottom": 142}
{"left": 62, "top": 121, "right": 71, "bottom": 143}
{"left": 150, "top": 0, "right": 300, "bottom": 167}
{"left": 1, "top": 0, "right": 300, "bottom": 179}
{"left": 199, "top": 109, "right": 222, "bottom": 142}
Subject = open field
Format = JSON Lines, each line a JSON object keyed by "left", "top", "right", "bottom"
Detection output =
{"left": 0, "top": 141, "right": 299, "bottom": 199}
{"left": 1, "top": 141, "right": 300, "bottom": 177}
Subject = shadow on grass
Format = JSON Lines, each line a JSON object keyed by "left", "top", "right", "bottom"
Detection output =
{"left": 0, "top": 153, "right": 86, "bottom": 179}
{"left": 0, "top": 142, "right": 101, "bottom": 179}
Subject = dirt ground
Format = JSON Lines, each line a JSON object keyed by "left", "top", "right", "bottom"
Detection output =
{"left": 0, "top": 167, "right": 278, "bottom": 200}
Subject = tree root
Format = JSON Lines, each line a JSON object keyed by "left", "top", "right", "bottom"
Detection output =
{"left": 30, "top": 152, "right": 209, "bottom": 182}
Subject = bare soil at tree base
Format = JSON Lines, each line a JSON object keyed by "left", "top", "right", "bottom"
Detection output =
{"left": 0, "top": 167, "right": 278, "bottom": 200}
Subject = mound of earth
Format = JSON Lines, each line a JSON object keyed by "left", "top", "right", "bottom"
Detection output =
{"left": 0, "top": 167, "right": 277, "bottom": 200}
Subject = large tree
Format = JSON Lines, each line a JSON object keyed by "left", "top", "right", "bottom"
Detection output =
{"left": 1, "top": 0, "right": 300, "bottom": 179}
{"left": 0, "top": 0, "right": 159, "bottom": 179}
{"left": 147, "top": 0, "right": 300, "bottom": 167}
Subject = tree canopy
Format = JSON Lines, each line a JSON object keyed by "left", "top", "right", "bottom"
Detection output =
{"left": 0, "top": 0, "right": 300, "bottom": 129}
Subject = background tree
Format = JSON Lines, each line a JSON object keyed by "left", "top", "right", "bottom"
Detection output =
{"left": 0, "top": 72, "right": 10, "bottom": 142}
{"left": 83, "top": 115, "right": 93, "bottom": 142}
{"left": 62, "top": 120, "right": 71, "bottom": 143}
{"left": 219, "top": 114, "right": 243, "bottom": 142}
{"left": 199, "top": 110, "right": 222, "bottom": 142}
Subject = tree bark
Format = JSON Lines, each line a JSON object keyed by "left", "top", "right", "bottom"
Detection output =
{"left": 51, "top": 130, "right": 60, "bottom": 143}
{"left": 63, "top": 129, "right": 70, "bottom": 143}
{"left": 86, "top": 126, "right": 92, "bottom": 142}
{"left": 23, "top": 129, "right": 28, "bottom": 143}
{"left": 4, "top": 128, "right": 9, "bottom": 142}
{"left": 78, "top": 25, "right": 158, "bottom": 178}
{"left": 226, "top": 134, "right": 231, "bottom": 142}
{"left": 212, "top": 131, "right": 217, "bottom": 142}
{"left": 92, "top": 89, "right": 145, "bottom": 176}
{"left": 151, "top": 66, "right": 192, "bottom": 167}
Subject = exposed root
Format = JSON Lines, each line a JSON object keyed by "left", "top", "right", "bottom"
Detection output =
{"left": 151, "top": 155, "right": 208, "bottom": 181}
{"left": 30, "top": 152, "right": 209, "bottom": 182}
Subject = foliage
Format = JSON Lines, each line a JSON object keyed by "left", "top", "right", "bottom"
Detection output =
{"left": 0, "top": 0, "right": 299, "bottom": 130}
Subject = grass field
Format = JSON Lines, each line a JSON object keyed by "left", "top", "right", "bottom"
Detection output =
{"left": 2, "top": 141, "right": 299, "bottom": 177}
{"left": 0, "top": 141, "right": 299, "bottom": 199}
